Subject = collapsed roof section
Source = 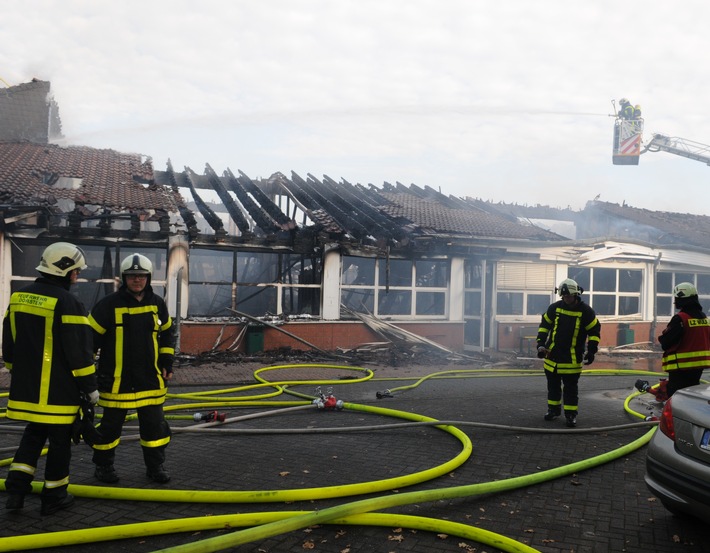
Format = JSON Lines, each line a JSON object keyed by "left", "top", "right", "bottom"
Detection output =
{"left": 0, "top": 78, "right": 568, "bottom": 253}
{"left": 0, "top": 141, "right": 184, "bottom": 239}
{"left": 157, "top": 164, "right": 568, "bottom": 255}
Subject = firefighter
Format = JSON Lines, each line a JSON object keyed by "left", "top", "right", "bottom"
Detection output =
{"left": 658, "top": 282, "right": 710, "bottom": 397}
{"left": 3, "top": 242, "right": 98, "bottom": 515}
{"left": 536, "top": 278, "right": 601, "bottom": 427}
{"left": 633, "top": 104, "right": 642, "bottom": 119}
{"left": 618, "top": 98, "right": 635, "bottom": 120}
{"left": 89, "top": 253, "right": 176, "bottom": 484}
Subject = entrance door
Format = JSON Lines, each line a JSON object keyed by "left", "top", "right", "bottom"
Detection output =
{"left": 463, "top": 258, "right": 488, "bottom": 351}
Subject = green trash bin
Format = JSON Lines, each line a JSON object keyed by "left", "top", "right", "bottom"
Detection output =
{"left": 245, "top": 324, "right": 264, "bottom": 353}
{"left": 617, "top": 323, "right": 634, "bottom": 346}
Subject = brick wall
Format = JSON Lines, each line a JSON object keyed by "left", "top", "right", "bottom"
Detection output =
{"left": 179, "top": 321, "right": 465, "bottom": 355}
{"left": 496, "top": 321, "right": 655, "bottom": 354}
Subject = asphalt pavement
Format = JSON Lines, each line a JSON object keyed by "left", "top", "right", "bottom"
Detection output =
{"left": 1, "top": 358, "right": 709, "bottom": 553}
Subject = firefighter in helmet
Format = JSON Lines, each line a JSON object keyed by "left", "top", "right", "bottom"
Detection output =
{"left": 3, "top": 242, "right": 98, "bottom": 514}
{"left": 536, "top": 278, "right": 601, "bottom": 427}
{"left": 657, "top": 282, "right": 710, "bottom": 397}
{"left": 618, "top": 98, "right": 635, "bottom": 120}
{"left": 89, "top": 253, "right": 176, "bottom": 484}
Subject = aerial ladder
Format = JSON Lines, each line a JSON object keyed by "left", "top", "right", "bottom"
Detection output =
{"left": 611, "top": 99, "right": 710, "bottom": 166}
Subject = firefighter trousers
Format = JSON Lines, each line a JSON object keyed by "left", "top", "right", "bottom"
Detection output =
{"left": 545, "top": 369, "right": 581, "bottom": 413}
{"left": 92, "top": 404, "right": 171, "bottom": 469}
{"left": 5, "top": 422, "right": 73, "bottom": 501}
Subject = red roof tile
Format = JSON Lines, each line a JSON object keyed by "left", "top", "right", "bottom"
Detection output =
{"left": 0, "top": 141, "right": 182, "bottom": 211}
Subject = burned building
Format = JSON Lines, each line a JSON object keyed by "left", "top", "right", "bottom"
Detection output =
{"left": 2, "top": 80, "right": 710, "bottom": 356}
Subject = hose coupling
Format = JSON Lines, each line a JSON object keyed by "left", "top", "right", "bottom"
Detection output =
{"left": 193, "top": 410, "right": 226, "bottom": 422}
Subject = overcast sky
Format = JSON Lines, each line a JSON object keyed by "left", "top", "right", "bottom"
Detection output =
{"left": 2, "top": 1, "right": 710, "bottom": 215}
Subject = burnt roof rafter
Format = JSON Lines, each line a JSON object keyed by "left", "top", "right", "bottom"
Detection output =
{"left": 185, "top": 167, "right": 226, "bottom": 239}
{"left": 236, "top": 170, "right": 294, "bottom": 228}
{"left": 165, "top": 159, "right": 200, "bottom": 239}
{"left": 224, "top": 169, "right": 281, "bottom": 234}
{"left": 293, "top": 172, "right": 371, "bottom": 239}
{"left": 322, "top": 176, "right": 398, "bottom": 241}
{"left": 205, "top": 163, "right": 251, "bottom": 235}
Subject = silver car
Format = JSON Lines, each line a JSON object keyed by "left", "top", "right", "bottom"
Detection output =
{"left": 645, "top": 383, "right": 710, "bottom": 522}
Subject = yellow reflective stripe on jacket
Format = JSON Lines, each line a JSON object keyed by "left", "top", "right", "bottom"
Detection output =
{"left": 88, "top": 313, "right": 107, "bottom": 334}
{"left": 543, "top": 358, "right": 583, "bottom": 374}
{"left": 72, "top": 364, "right": 96, "bottom": 378}
{"left": 62, "top": 314, "right": 90, "bottom": 326}
{"left": 110, "top": 305, "right": 161, "bottom": 394}
{"left": 662, "top": 349, "right": 710, "bottom": 370}
{"left": 6, "top": 403, "right": 78, "bottom": 424}
{"left": 8, "top": 295, "right": 57, "bottom": 405}
{"left": 7, "top": 399, "right": 79, "bottom": 415}
{"left": 550, "top": 307, "right": 582, "bottom": 363}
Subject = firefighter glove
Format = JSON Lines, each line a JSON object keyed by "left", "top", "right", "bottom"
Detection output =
{"left": 584, "top": 351, "right": 595, "bottom": 365}
{"left": 158, "top": 354, "right": 174, "bottom": 374}
{"left": 88, "top": 390, "right": 100, "bottom": 405}
{"left": 71, "top": 412, "right": 82, "bottom": 445}
{"left": 537, "top": 346, "right": 547, "bottom": 359}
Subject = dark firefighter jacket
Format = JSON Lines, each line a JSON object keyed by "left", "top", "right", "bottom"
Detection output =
{"left": 2, "top": 278, "right": 97, "bottom": 424}
{"left": 659, "top": 309, "right": 710, "bottom": 372}
{"left": 537, "top": 299, "right": 601, "bottom": 374}
{"left": 88, "top": 284, "right": 176, "bottom": 409}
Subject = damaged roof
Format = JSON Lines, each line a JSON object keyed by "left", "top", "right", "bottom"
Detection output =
{"left": 157, "top": 165, "right": 568, "bottom": 251}
{"left": 581, "top": 200, "right": 710, "bottom": 250}
{"left": 0, "top": 141, "right": 182, "bottom": 212}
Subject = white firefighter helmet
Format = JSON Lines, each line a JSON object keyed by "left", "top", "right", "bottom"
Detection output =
{"left": 36, "top": 242, "right": 87, "bottom": 277}
{"left": 673, "top": 282, "right": 697, "bottom": 298}
{"left": 120, "top": 253, "right": 153, "bottom": 284}
{"left": 557, "top": 278, "right": 582, "bottom": 297}
{"left": 619, "top": 98, "right": 629, "bottom": 105}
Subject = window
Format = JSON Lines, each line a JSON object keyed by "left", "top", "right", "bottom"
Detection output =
{"left": 568, "top": 266, "right": 642, "bottom": 317}
{"left": 340, "top": 256, "right": 448, "bottom": 318}
{"left": 496, "top": 262, "right": 555, "bottom": 316}
{"left": 9, "top": 242, "right": 167, "bottom": 310}
{"left": 657, "top": 271, "right": 710, "bottom": 317}
{"left": 187, "top": 248, "right": 321, "bottom": 317}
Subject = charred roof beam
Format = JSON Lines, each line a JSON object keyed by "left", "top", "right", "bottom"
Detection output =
{"left": 236, "top": 170, "right": 295, "bottom": 229}
{"left": 166, "top": 160, "right": 200, "bottom": 240}
{"left": 204, "top": 163, "right": 251, "bottom": 235}
{"left": 292, "top": 173, "right": 371, "bottom": 239}
{"left": 185, "top": 167, "right": 227, "bottom": 240}
{"left": 224, "top": 169, "right": 282, "bottom": 234}
{"left": 322, "top": 176, "right": 396, "bottom": 241}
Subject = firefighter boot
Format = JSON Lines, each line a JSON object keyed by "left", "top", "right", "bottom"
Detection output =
{"left": 147, "top": 464, "right": 171, "bottom": 483}
{"left": 565, "top": 412, "right": 577, "bottom": 428}
{"left": 41, "top": 493, "right": 75, "bottom": 516}
{"left": 544, "top": 407, "right": 561, "bottom": 421}
{"left": 5, "top": 494, "right": 24, "bottom": 511}
{"left": 94, "top": 464, "right": 119, "bottom": 483}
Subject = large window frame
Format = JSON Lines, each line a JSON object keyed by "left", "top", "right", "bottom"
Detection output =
{"left": 187, "top": 248, "right": 322, "bottom": 317}
{"left": 340, "top": 256, "right": 449, "bottom": 319}
{"left": 656, "top": 271, "right": 710, "bottom": 319}
{"left": 495, "top": 262, "right": 555, "bottom": 318}
{"left": 568, "top": 265, "right": 643, "bottom": 317}
{"left": 8, "top": 241, "right": 168, "bottom": 310}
